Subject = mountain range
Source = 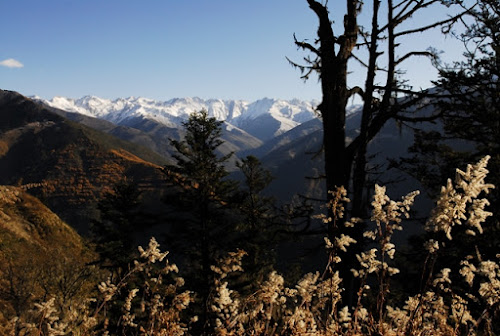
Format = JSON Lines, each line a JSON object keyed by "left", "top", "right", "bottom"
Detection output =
{"left": 38, "top": 95, "right": 363, "bottom": 172}
{"left": 1, "top": 88, "right": 436, "bottom": 241}
{"left": 44, "top": 95, "right": 433, "bottom": 226}
{"left": 37, "top": 93, "right": 428, "bottom": 200}
{"left": 40, "top": 95, "right": 323, "bottom": 142}
{"left": 39, "top": 94, "right": 420, "bottom": 196}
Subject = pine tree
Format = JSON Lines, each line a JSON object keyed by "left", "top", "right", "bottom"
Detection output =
{"left": 161, "top": 109, "right": 239, "bottom": 329}
{"left": 91, "top": 180, "right": 143, "bottom": 274}
{"left": 237, "top": 155, "right": 274, "bottom": 231}
{"left": 403, "top": 0, "right": 498, "bottom": 234}
{"left": 397, "top": 2, "right": 499, "bottom": 321}
{"left": 235, "top": 155, "right": 277, "bottom": 291}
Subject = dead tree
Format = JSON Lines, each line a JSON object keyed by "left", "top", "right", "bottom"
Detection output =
{"left": 289, "top": 0, "right": 472, "bottom": 301}
{"left": 290, "top": 0, "right": 470, "bottom": 236}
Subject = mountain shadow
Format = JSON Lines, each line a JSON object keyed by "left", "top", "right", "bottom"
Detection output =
{"left": 0, "top": 89, "right": 169, "bottom": 233}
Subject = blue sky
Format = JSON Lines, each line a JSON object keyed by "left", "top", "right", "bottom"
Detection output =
{"left": 0, "top": 0, "right": 465, "bottom": 101}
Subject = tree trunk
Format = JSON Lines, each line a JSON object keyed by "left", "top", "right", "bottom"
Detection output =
{"left": 307, "top": 0, "right": 360, "bottom": 305}
{"left": 307, "top": 0, "right": 359, "bottom": 237}
{"left": 351, "top": 0, "right": 381, "bottom": 220}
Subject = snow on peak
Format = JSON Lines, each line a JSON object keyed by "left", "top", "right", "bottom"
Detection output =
{"left": 42, "top": 95, "right": 321, "bottom": 140}
{"left": 234, "top": 98, "right": 317, "bottom": 124}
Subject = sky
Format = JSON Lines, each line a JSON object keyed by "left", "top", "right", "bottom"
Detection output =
{"left": 0, "top": 0, "right": 467, "bottom": 102}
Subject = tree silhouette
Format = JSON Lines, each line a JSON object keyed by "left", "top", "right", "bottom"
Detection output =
{"left": 290, "top": 0, "right": 471, "bottom": 302}
{"left": 161, "top": 110, "right": 239, "bottom": 330}
{"left": 91, "top": 180, "right": 143, "bottom": 273}
{"left": 235, "top": 155, "right": 278, "bottom": 291}
{"left": 400, "top": 0, "right": 499, "bottom": 281}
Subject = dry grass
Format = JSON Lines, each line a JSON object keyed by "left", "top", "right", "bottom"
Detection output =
{"left": 110, "top": 149, "right": 162, "bottom": 168}
{"left": 2, "top": 157, "right": 498, "bottom": 335}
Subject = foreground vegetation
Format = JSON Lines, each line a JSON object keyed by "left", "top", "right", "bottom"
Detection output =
{"left": 1, "top": 156, "right": 497, "bottom": 335}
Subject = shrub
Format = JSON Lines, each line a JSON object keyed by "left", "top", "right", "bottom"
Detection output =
{"left": 5, "top": 156, "right": 498, "bottom": 335}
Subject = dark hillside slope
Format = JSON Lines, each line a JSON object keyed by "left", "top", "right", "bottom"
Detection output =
{"left": 259, "top": 110, "right": 426, "bottom": 203}
{"left": 41, "top": 105, "right": 180, "bottom": 162}
{"left": 0, "top": 185, "right": 87, "bottom": 256}
{"left": 0, "top": 90, "right": 168, "bottom": 232}
{"left": 0, "top": 185, "right": 95, "bottom": 325}
{"left": 258, "top": 110, "right": 436, "bottom": 243}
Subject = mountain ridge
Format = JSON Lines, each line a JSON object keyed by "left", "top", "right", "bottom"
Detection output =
{"left": 40, "top": 95, "right": 321, "bottom": 142}
{"left": 0, "top": 89, "right": 169, "bottom": 232}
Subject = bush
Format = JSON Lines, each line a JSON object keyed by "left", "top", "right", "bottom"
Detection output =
{"left": 5, "top": 157, "right": 499, "bottom": 335}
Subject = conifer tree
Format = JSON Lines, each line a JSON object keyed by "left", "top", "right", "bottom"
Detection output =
{"left": 161, "top": 109, "right": 239, "bottom": 329}
{"left": 235, "top": 155, "right": 277, "bottom": 290}
{"left": 435, "top": 0, "right": 499, "bottom": 199}
{"left": 91, "top": 180, "right": 143, "bottom": 274}
{"left": 401, "top": 0, "right": 499, "bottom": 261}
{"left": 237, "top": 155, "right": 274, "bottom": 231}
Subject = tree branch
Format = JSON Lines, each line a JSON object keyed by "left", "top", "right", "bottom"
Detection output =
{"left": 372, "top": 86, "right": 459, "bottom": 99}
{"left": 395, "top": 10, "right": 469, "bottom": 37}
{"left": 394, "top": 0, "right": 440, "bottom": 27}
{"left": 307, "top": 0, "right": 337, "bottom": 48}
{"left": 348, "top": 86, "right": 365, "bottom": 99}
{"left": 293, "top": 33, "right": 320, "bottom": 55}
{"left": 351, "top": 53, "right": 370, "bottom": 68}
{"left": 396, "top": 50, "right": 436, "bottom": 65}
{"left": 286, "top": 56, "right": 319, "bottom": 81}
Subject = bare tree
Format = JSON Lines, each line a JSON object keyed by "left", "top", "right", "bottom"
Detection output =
{"left": 289, "top": 0, "right": 472, "bottom": 301}
{"left": 290, "top": 0, "right": 470, "bottom": 235}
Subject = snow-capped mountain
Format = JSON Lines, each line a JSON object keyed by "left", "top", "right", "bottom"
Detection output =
{"left": 42, "top": 96, "right": 320, "bottom": 141}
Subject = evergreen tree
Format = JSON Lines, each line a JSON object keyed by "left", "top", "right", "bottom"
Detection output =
{"left": 237, "top": 155, "right": 274, "bottom": 231}
{"left": 397, "top": 2, "right": 499, "bottom": 325}
{"left": 91, "top": 180, "right": 143, "bottom": 274}
{"left": 161, "top": 109, "right": 239, "bottom": 329}
{"left": 402, "top": 0, "right": 499, "bottom": 241}
{"left": 235, "top": 155, "right": 277, "bottom": 290}
{"left": 436, "top": 0, "right": 499, "bottom": 199}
